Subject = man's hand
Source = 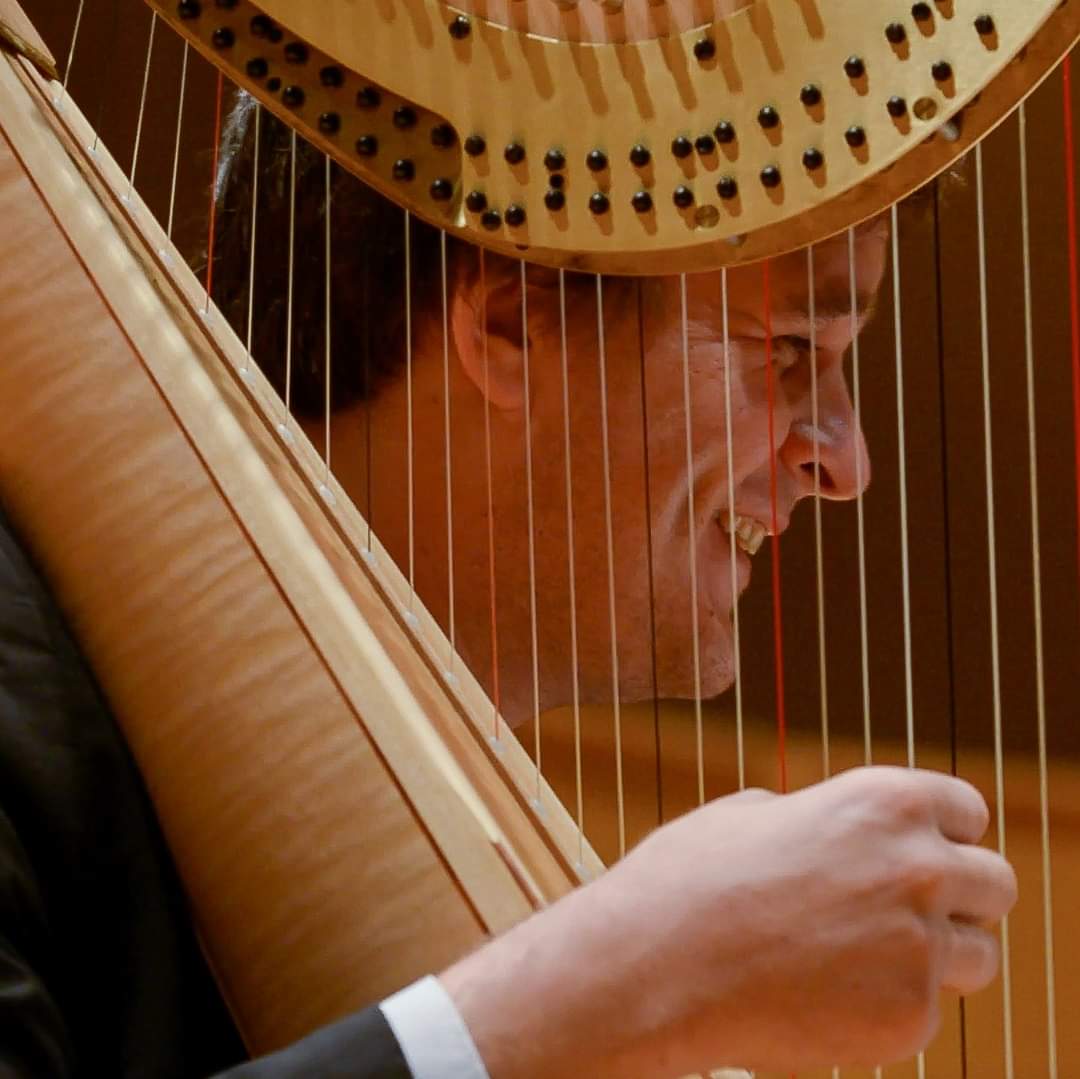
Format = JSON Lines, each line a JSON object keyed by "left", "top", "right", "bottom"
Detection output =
{"left": 440, "top": 767, "right": 1017, "bottom": 1078}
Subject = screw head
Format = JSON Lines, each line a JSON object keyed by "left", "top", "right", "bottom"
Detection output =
{"left": 318, "top": 112, "right": 341, "bottom": 135}
{"left": 430, "top": 178, "right": 453, "bottom": 201}
{"left": 504, "top": 142, "right": 526, "bottom": 165}
{"left": 320, "top": 65, "right": 344, "bottom": 87}
{"left": 586, "top": 149, "right": 609, "bottom": 172}
{"left": 355, "top": 134, "right": 378, "bottom": 156}
{"left": 545, "top": 188, "right": 566, "bottom": 211}
{"left": 844, "top": 55, "right": 866, "bottom": 79}
{"left": 845, "top": 125, "right": 867, "bottom": 148}
{"left": 758, "top": 105, "right": 780, "bottom": 130}
{"left": 885, "top": 22, "right": 907, "bottom": 45}
{"left": 465, "top": 190, "right": 488, "bottom": 213}
{"left": 392, "top": 159, "right": 415, "bottom": 181}
{"left": 714, "top": 120, "right": 736, "bottom": 144}
{"left": 281, "top": 85, "right": 305, "bottom": 108}
{"left": 912, "top": 2, "right": 933, "bottom": 22}
{"left": 673, "top": 185, "right": 694, "bottom": 208}
{"left": 393, "top": 106, "right": 417, "bottom": 129}
{"left": 887, "top": 96, "right": 908, "bottom": 118}
{"left": 716, "top": 176, "right": 738, "bottom": 200}
{"left": 695, "top": 134, "right": 716, "bottom": 155}
{"left": 356, "top": 86, "right": 381, "bottom": 109}
{"left": 802, "top": 147, "right": 824, "bottom": 171}
{"left": 671, "top": 135, "right": 694, "bottom": 159}
{"left": 464, "top": 134, "right": 486, "bottom": 157}
{"left": 629, "top": 144, "right": 651, "bottom": 168}
{"left": 932, "top": 60, "right": 953, "bottom": 82}
{"left": 589, "top": 191, "right": 610, "bottom": 216}
{"left": 449, "top": 14, "right": 471, "bottom": 39}
{"left": 631, "top": 190, "right": 653, "bottom": 213}
{"left": 800, "top": 84, "right": 822, "bottom": 107}
{"left": 693, "top": 37, "right": 716, "bottom": 62}
{"left": 480, "top": 208, "right": 502, "bottom": 231}
{"left": 974, "top": 14, "right": 995, "bottom": 36}
{"left": 544, "top": 148, "right": 566, "bottom": 171}
{"left": 431, "top": 123, "right": 456, "bottom": 148}
{"left": 283, "top": 41, "right": 308, "bottom": 64}
{"left": 246, "top": 57, "right": 268, "bottom": 78}
{"left": 760, "top": 165, "right": 782, "bottom": 189}
{"left": 177, "top": 1, "right": 201, "bottom": 19}
{"left": 211, "top": 27, "right": 235, "bottom": 48}
{"left": 505, "top": 204, "right": 527, "bottom": 227}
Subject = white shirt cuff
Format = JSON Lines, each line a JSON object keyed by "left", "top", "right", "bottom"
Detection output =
{"left": 379, "top": 975, "right": 491, "bottom": 1079}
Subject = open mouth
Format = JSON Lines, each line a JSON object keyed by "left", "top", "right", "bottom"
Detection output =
{"left": 719, "top": 513, "right": 768, "bottom": 557}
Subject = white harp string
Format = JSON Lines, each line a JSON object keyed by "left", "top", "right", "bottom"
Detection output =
{"left": 323, "top": 156, "right": 332, "bottom": 483}
{"left": 975, "top": 142, "right": 1015, "bottom": 1079}
{"left": 891, "top": 206, "right": 917, "bottom": 773}
{"left": 58, "top": 0, "right": 87, "bottom": 104}
{"left": 848, "top": 228, "right": 872, "bottom": 767}
{"left": 165, "top": 43, "right": 190, "bottom": 244}
{"left": 441, "top": 231, "right": 457, "bottom": 673}
{"left": 721, "top": 269, "right": 745, "bottom": 791}
{"left": 283, "top": 129, "right": 297, "bottom": 418}
{"left": 850, "top": 225, "right": 881, "bottom": 1079}
{"left": 520, "top": 264, "right": 547, "bottom": 820}
{"left": 126, "top": 12, "right": 158, "bottom": 199}
{"left": 243, "top": 102, "right": 261, "bottom": 372}
{"left": 679, "top": 274, "right": 705, "bottom": 806}
{"left": 1019, "top": 100, "right": 1059, "bottom": 1079}
{"left": 807, "top": 247, "right": 830, "bottom": 779}
{"left": 597, "top": 275, "right": 627, "bottom": 857}
{"left": 558, "top": 271, "right": 586, "bottom": 835}
{"left": 482, "top": 255, "right": 500, "bottom": 735}
{"left": 405, "top": 212, "right": 416, "bottom": 597}
{"left": 890, "top": 206, "right": 923, "bottom": 1079}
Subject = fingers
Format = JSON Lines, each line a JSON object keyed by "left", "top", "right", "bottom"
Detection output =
{"left": 941, "top": 844, "right": 1018, "bottom": 925}
{"left": 941, "top": 920, "right": 1000, "bottom": 995}
{"left": 913, "top": 770, "right": 990, "bottom": 845}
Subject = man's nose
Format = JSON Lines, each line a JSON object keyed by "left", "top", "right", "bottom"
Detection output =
{"left": 778, "top": 364, "right": 871, "bottom": 501}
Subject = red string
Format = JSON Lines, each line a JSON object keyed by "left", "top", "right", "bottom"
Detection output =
{"left": 204, "top": 71, "right": 225, "bottom": 303}
{"left": 479, "top": 251, "right": 502, "bottom": 735}
{"left": 1064, "top": 58, "right": 1080, "bottom": 596}
{"left": 763, "top": 261, "right": 788, "bottom": 795}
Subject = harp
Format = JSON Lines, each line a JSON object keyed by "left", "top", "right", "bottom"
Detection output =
{"left": 1, "top": 0, "right": 1078, "bottom": 1075}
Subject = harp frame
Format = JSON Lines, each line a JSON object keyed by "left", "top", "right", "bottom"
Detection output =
{"left": 0, "top": 19, "right": 603, "bottom": 1053}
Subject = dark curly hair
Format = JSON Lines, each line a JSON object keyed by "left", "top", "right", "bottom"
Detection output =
{"left": 209, "top": 92, "right": 448, "bottom": 415}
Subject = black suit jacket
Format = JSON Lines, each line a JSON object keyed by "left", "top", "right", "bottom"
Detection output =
{"left": 0, "top": 504, "right": 412, "bottom": 1078}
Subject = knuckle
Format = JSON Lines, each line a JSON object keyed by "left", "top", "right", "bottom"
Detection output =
{"left": 898, "top": 848, "right": 950, "bottom": 895}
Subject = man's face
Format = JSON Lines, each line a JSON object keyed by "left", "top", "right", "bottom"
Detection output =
{"left": 472, "top": 225, "right": 888, "bottom": 719}
{"left": 323, "top": 225, "right": 889, "bottom": 724}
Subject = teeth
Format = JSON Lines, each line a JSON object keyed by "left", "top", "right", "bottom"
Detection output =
{"left": 720, "top": 513, "right": 767, "bottom": 557}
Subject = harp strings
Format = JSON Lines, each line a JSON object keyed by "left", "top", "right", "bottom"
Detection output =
{"left": 441, "top": 230, "right": 457, "bottom": 675}
{"left": 557, "top": 269, "right": 587, "bottom": 843}
{"left": 807, "top": 247, "right": 830, "bottom": 781}
{"left": 762, "top": 260, "right": 788, "bottom": 794}
{"left": 848, "top": 228, "right": 873, "bottom": 768}
{"left": 126, "top": 11, "right": 156, "bottom": 198}
{"left": 38, "top": 5, "right": 1080, "bottom": 1069}
{"left": 1018, "top": 99, "right": 1059, "bottom": 1079}
{"left": 165, "top": 42, "right": 189, "bottom": 244}
{"left": 974, "top": 141, "right": 1016, "bottom": 1079}
{"left": 720, "top": 268, "right": 746, "bottom": 792}
{"left": 678, "top": 273, "right": 705, "bottom": 806}
{"left": 481, "top": 251, "right": 502, "bottom": 738}
{"left": 595, "top": 274, "right": 627, "bottom": 859}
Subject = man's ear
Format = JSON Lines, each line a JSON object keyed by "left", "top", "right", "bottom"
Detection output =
{"left": 450, "top": 268, "right": 528, "bottom": 411}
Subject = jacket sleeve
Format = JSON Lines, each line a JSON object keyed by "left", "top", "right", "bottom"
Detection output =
{"left": 0, "top": 503, "right": 414, "bottom": 1079}
{"left": 0, "top": 806, "right": 75, "bottom": 1077}
{"left": 211, "top": 1010, "right": 412, "bottom": 1079}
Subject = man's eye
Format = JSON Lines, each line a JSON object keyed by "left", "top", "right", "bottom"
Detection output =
{"left": 773, "top": 335, "right": 811, "bottom": 373}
